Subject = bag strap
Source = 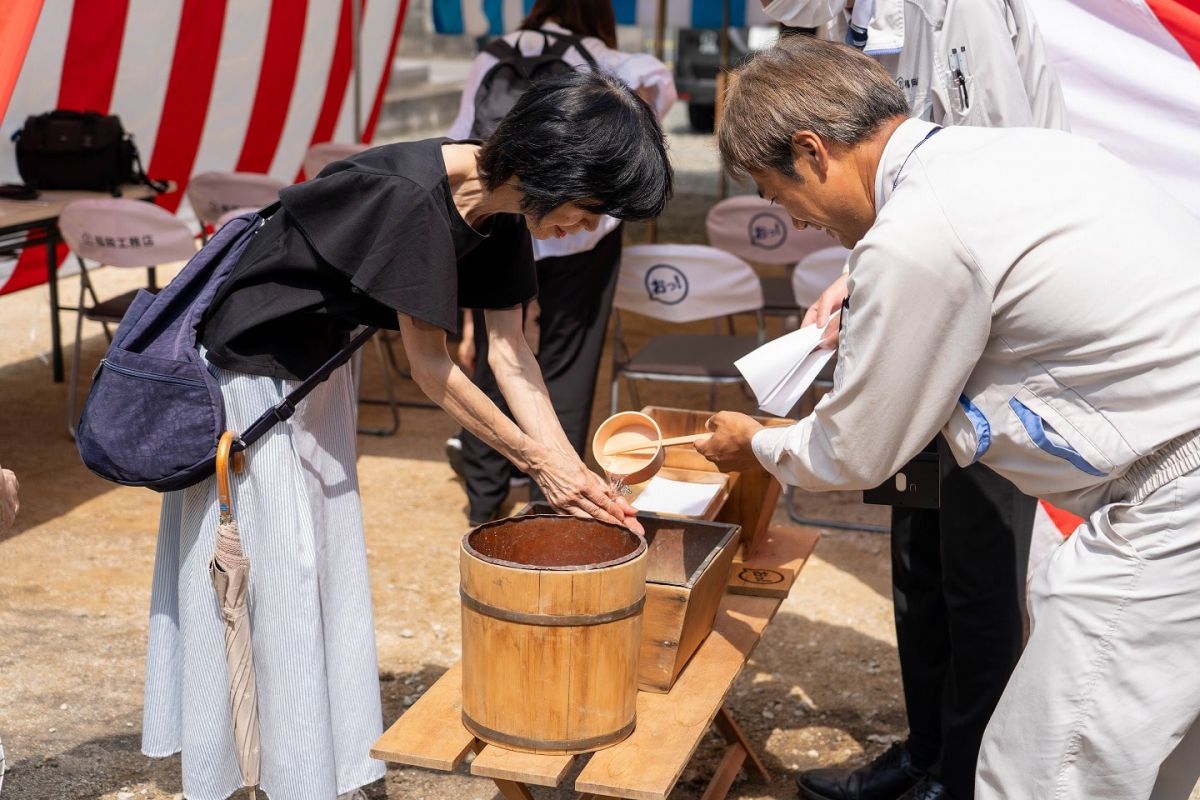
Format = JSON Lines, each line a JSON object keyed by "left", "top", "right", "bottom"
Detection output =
{"left": 232, "top": 325, "right": 379, "bottom": 453}
{"left": 542, "top": 31, "right": 599, "bottom": 71}
{"left": 128, "top": 136, "right": 170, "bottom": 194}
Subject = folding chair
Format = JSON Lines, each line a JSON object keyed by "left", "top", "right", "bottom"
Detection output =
{"left": 304, "top": 141, "right": 369, "bottom": 179}
{"left": 186, "top": 171, "right": 287, "bottom": 243}
{"left": 610, "top": 244, "right": 765, "bottom": 414}
{"left": 58, "top": 198, "right": 198, "bottom": 437}
{"left": 705, "top": 195, "right": 837, "bottom": 318}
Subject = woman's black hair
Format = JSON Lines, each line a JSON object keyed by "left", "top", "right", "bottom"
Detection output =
{"left": 477, "top": 70, "right": 673, "bottom": 222}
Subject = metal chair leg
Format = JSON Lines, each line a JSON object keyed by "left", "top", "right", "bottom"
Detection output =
{"left": 356, "top": 333, "right": 401, "bottom": 436}
{"left": 66, "top": 280, "right": 87, "bottom": 438}
{"left": 784, "top": 485, "right": 890, "bottom": 534}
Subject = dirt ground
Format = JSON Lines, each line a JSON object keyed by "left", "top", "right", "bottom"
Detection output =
{"left": 2, "top": 109, "right": 906, "bottom": 800}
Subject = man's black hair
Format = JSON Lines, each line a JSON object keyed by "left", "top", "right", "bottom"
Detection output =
{"left": 478, "top": 70, "right": 673, "bottom": 221}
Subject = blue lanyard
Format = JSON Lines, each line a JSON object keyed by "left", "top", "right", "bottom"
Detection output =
{"left": 892, "top": 126, "right": 943, "bottom": 191}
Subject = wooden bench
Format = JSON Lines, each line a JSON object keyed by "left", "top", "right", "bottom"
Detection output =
{"left": 372, "top": 523, "right": 820, "bottom": 800}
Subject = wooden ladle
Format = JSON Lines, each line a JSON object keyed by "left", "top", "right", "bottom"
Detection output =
{"left": 601, "top": 432, "right": 712, "bottom": 457}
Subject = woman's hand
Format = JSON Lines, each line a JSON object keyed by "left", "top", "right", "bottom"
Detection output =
{"left": 802, "top": 273, "right": 848, "bottom": 349}
{"left": 529, "top": 446, "right": 643, "bottom": 535}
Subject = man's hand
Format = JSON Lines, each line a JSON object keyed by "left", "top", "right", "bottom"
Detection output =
{"left": 696, "top": 412, "right": 765, "bottom": 473}
{"left": 802, "top": 273, "right": 848, "bottom": 349}
{"left": 0, "top": 467, "right": 19, "bottom": 531}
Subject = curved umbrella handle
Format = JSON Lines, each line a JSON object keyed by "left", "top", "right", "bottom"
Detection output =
{"left": 216, "top": 431, "right": 240, "bottom": 522}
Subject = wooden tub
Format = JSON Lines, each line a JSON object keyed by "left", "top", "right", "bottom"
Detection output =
{"left": 460, "top": 515, "right": 648, "bottom": 754}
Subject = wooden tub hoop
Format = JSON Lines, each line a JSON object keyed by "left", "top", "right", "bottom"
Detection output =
{"left": 460, "top": 590, "right": 645, "bottom": 627}
{"left": 461, "top": 713, "right": 637, "bottom": 753}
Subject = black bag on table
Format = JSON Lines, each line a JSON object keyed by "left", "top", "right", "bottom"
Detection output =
{"left": 12, "top": 110, "right": 164, "bottom": 195}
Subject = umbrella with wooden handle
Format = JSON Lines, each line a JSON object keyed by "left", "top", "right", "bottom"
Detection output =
{"left": 210, "top": 431, "right": 260, "bottom": 797}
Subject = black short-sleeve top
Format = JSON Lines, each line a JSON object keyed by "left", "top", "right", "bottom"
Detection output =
{"left": 200, "top": 137, "right": 536, "bottom": 381}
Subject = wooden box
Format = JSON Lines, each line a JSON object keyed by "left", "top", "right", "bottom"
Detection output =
{"left": 640, "top": 406, "right": 792, "bottom": 557}
{"left": 519, "top": 504, "right": 741, "bottom": 694}
{"left": 638, "top": 513, "right": 741, "bottom": 693}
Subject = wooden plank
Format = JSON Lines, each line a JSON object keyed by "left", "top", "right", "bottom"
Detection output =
{"left": 470, "top": 744, "right": 575, "bottom": 788}
{"left": 370, "top": 662, "right": 476, "bottom": 771}
{"left": 729, "top": 524, "right": 820, "bottom": 598}
{"left": 575, "top": 592, "right": 779, "bottom": 800}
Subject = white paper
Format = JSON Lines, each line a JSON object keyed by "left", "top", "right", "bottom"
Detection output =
{"left": 735, "top": 313, "right": 838, "bottom": 417}
{"left": 632, "top": 477, "right": 723, "bottom": 517}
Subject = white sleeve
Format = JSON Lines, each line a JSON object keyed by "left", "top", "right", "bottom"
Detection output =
{"left": 591, "top": 46, "right": 678, "bottom": 121}
{"left": 750, "top": 201, "right": 993, "bottom": 491}
{"left": 447, "top": 53, "right": 496, "bottom": 139}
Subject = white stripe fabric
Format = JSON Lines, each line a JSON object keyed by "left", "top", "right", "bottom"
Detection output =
{"left": 0, "top": 0, "right": 71, "bottom": 185}
{"left": 334, "top": 0, "right": 405, "bottom": 142}
{"left": 109, "top": 0, "right": 184, "bottom": 167}
{"left": 189, "top": 1, "right": 274, "bottom": 179}
{"left": 267, "top": 0, "right": 345, "bottom": 180}
{"left": 1032, "top": 0, "right": 1200, "bottom": 217}
{"left": 142, "top": 359, "right": 385, "bottom": 800}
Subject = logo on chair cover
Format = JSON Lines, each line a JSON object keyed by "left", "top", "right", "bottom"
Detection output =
{"left": 645, "top": 264, "right": 688, "bottom": 305}
{"left": 748, "top": 212, "right": 788, "bottom": 250}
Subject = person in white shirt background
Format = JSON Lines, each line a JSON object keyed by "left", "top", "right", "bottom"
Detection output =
{"left": 443, "top": 0, "right": 676, "bottom": 525}
{"left": 701, "top": 36, "right": 1200, "bottom": 800}
{"left": 753, "top": 1, "right": 1067, "bottom": 798}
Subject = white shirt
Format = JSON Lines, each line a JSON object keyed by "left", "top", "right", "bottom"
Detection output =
{"left": 866, "top": 0, "right": 1070, "bottom": 129}
{"left": 448, "top": 22, "right": 677, "bottom": 260}
{"left": 751, "top": 119, "right": 1200, "bottom": 516}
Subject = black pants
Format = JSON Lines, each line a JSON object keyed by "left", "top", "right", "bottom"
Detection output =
{"left": 462, "top": 225, "right": 623, "bottom": 519}
{"left": 891, "top": 438, "right": 1035, "bottom": 800}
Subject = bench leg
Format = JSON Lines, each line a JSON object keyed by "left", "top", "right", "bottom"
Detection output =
{"left": 715, "top": 706, "right": 770, "bottom": 783}
{"left": 494, "top": 778, "right": 535, "bottom": 800}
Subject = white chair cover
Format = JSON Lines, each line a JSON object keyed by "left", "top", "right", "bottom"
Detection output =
{"left": 58, "top": 198, "right": 197, "bottom": 268}
{"left": 187, "top": 171, "right": 287, "bottom": 226}
{"left": 792, "top": 245, "right": 851, "bottom": 308}
{"left": 705, "top": 195, "right": 833, "bottom": 265}
{"left": 304, "top": 141, "right": 368, "bottom": 179}
{"left": 615, "top": 244, "right": 764, "bottom": 324}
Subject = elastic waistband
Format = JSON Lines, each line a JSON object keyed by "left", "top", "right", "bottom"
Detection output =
{"left": 1119, "top": 429, "right": 1200, "bottom": 504}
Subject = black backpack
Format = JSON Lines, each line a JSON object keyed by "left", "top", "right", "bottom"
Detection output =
{"left": 470, "top": 31, "right": 599, "bottom": 139}
{"left": 13, "top": 110, "right": 165, "bottom": 196}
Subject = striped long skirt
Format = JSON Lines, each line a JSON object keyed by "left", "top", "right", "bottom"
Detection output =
{"left": 141, "top": 358, "right": 386, "bottom": 800}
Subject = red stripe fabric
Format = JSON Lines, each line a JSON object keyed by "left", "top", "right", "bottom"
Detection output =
{"left": 58, "top": 0, "right": 130, "bottom": 113}
{"left": 146, "top": 0, "right": 229, "bottom": 213}
{"left": 362, "top": 0, "right": 409, "bottom": 143}
{"left": 1146, "top": 0, "right": 1200, "bottom": 66}
{"left": 0, "top": 0, "right": 44, "bottom": 123}
{"left": 236, "top": 0, "right": 309, "bottom": 172}
{"left": 1041, "top": 501, "right": 1084, "bottom": 538}
{"left": 7, "top": 0, "right": 130, "bottom": 292}
{"left": 295, "top": 0, "right": 359, "bottom": 181}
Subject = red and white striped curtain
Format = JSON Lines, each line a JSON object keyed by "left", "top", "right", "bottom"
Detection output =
{"left": 0, "top": 0, "right": 409, "bottom": 295}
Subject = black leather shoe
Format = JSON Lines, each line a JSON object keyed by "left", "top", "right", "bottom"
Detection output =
{"left": 896, "top": 778, "right": 950, "bottom": 800}
{"left": 796, "top": 743, "right": 926, "bottom": 800}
